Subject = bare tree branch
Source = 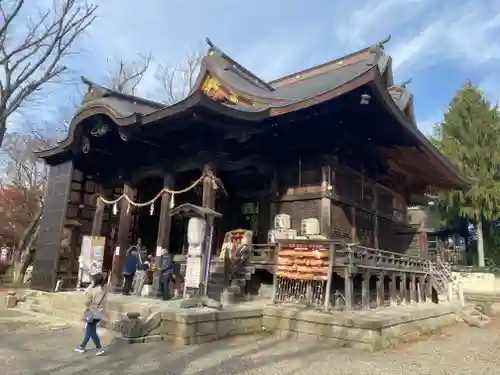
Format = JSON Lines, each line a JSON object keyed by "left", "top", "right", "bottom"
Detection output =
{"left": 155, "top": 49, "right": 203, "bottom": 104}
{"left": 0, "top": 0, "right": 98, "bottom": 148}
{"left": 105, "top": 53, "right": 151, "bottom": 95}
{"left": 0, "top": 133, "right": 48, "bottom": 190}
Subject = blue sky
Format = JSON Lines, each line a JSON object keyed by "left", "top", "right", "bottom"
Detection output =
{"left": 11, "top": 0, "right": 500, "bottom": 136}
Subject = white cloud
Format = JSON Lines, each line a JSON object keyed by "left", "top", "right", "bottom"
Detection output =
{"left": 335, "top": 0, "right": 432, "bottom": 48}
{"left": 388, "top": 1, "right": 500, "bottom": 74}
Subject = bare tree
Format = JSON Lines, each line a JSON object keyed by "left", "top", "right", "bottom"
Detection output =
{"left": 155, "top": 49, "right": 203, "bottom": 104}
{"left": 105, "top": 53, "right": 151, "bottom": 95}
{"left": 0, "top": 0, "right": 97, "bottom": 149}
{"left": 1, "top": 133, "right": 48, "bottom": 189}
{"left": 0, "top": 133, "right": 47, "bottom": 283}
{"left": 8, "top": 52, "right": 153, "bottom": 283}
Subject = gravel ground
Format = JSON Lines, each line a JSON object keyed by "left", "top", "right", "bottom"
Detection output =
{"left": 0, "top": 309, "right": 499, "bottom": 375}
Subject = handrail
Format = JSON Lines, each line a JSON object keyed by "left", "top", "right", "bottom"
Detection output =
{"left": 347, "top": 243, "right": 429, "bottom": 263}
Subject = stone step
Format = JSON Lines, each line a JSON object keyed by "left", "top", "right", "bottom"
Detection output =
{"left": 209, "top": 272, "right": 251, "bottom": 281}
{"left": 208, "top": 278, "right": 246, "bottom": 287}
{"left": 209, "top": 265, "right": 255, "bottom": 274}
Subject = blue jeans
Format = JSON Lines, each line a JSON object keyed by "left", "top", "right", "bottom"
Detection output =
{"left": 80, "top": 320, "right": 101, "bottom": 349}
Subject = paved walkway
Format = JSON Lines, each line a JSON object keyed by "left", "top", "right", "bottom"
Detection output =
{"left": 0, "top": 308, "right": 499, "bottom": 375}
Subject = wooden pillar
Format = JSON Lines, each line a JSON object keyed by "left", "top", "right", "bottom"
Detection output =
{"left": 376, "top": 273, "right": 385, "bottom": 307}
{"left": 91, "top": 196, "right": 105, "bottom": 237}
{"left": 344, "top": 268, "right": 353, "bottom": 310}
{"left": 373, "top": 185, "right": 379, "bottom": 248}
{"left": 200, "top": 164, "right": 216, "bottom": 293}
{"left": 389, "top": 273, "right": 398, "bottom": 306}
{"left": 361, "top": 271, "right": 370, "bottom": 309}
{"left": 351, "top": 206, "right": 357, "bottom": 243}
{"left": 31, "top": 160, "right": 74, "bottom": 292}
{"left": 426, "top": 275, "right": 433, "bottom": 303}
{"left": 202, "top": 164, "right": 216, "bottom": 209}
{"left": 399, "top": 272, "right": 407, "bottom": 304}
{"left": 269, "top": 171, "right": 278, "bottom": 230}
{"left": 409, "top": 273, "right": 417, "bottom": 303}
{"left": 152, "top": 174, "right": 174, "bottom": 297}
{"left": 320, "top": 165, "right": 331, "bottom": 237}
{"left": 111, "top": 183, "right": 135, "bottom": 288}
{"left": 417, "top": 276, "right": 424, "bottom": 303}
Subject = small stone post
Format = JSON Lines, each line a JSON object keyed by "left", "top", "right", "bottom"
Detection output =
{"left": 121, "top": 312, "right": 142, "bottom": 340}
{"left": 4, "top": 291, "right": 17, "bottom": 308}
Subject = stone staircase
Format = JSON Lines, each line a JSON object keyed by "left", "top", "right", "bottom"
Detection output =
{"left": 430, "top": 257, "right": 461, "bottom": 302}
{"left": 428, "top": 258, "right": 491, "bottom": 327}
{"left": 178, "top": 256, "right": 255, "bottom": 303}
{"left": 207, "top": 259, "right": 255, "bottom": 302}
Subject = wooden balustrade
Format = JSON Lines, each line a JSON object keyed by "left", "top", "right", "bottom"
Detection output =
{"left": 348, "top": 245, "right": 429, "bottom": 274}
{"left": 249, "top": 241, "right": 429, "bottom": 274}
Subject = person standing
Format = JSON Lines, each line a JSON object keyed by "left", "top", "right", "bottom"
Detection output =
{"left": 133, "top": 249, "right": 149, "bottom": 296}
{"left": 74, "top": 273, "right": 107, "bottom": 355}
{"left": 122, "top": 246, "right": 139, "bottom": 295}
{"left": 159, "top": 248, "right": 174, "bottom": 300}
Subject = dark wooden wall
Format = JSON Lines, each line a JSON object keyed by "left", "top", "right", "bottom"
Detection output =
{"left": 31, "top": 161, "right": 73, "bottom": 291}
{"left": 270, "top": 159, "right": 410, "bottom": 253}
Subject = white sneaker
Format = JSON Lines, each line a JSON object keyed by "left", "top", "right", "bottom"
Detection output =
{"left": 95, "top": 348, "right": 105, "bottom": 356}
{"left": 74, "top": 346, "right": 85, "bottom": 353}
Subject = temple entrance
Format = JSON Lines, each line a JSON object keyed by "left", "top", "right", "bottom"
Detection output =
{"left": 133, "top": 176, "right": 162, "bottom": 252}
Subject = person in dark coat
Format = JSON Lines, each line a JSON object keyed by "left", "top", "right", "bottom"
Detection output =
{"left": 122, "top": 246, "right": 139, "bottom": 295}
{"left": 159, "top": 248, "right": 174, "bottom": 300}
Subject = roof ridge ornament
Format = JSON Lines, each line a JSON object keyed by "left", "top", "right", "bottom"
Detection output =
{"left": 204, "top": 37, "right": 274, "bottom": 91}
{"left": 81, "top": 76, "right": 110, "bottom": 104}
{"left": 367, "top": 34, "right": 392, "bottom": 63}
{"left": 376, "top": 35, "right": 391, "bottom": 50}
{"left": 389, "top": 78, "right": 412, "bottom": 92}
{"left": 206, "top": 37, "right": 221, "bottom": 57}
{"left": 400, "top": 78, "right": 412, "bottom": 88}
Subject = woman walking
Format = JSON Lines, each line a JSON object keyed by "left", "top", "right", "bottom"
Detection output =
{"left": 74, "top": 273, "right": 107, "bottom": 355}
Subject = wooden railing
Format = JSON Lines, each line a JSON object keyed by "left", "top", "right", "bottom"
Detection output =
{"left": 347, "top": 244, "right": 429, "bottom": 273}
{"left": 249, "top": 242, "right": 430, "bottom": 274}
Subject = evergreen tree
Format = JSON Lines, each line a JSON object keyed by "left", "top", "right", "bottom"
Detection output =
{"left": 432, "top": 82, "right": 500, "bottom": 267}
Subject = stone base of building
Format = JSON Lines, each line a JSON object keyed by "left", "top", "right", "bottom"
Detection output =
{"left": 263, "top": 303, "right": 458, "bottom": 351}
{"left": 17, "top": 291, "right": 461, "bottom": 351}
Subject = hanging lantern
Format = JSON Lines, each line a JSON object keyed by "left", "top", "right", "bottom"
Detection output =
{"left": 170, "top": 194, "right": 175, "bottom": 209}
{"left": 112, "top": 202, "right": 118, "bottom": 216}
{"left": 150, "top": 201, "right": 155, "bottom": 216}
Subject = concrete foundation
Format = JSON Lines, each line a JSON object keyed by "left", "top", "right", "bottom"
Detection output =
{"left": 18, "top": 291, "right": 460, "bottom": 351}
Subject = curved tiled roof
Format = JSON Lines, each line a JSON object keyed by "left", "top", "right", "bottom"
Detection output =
{"left": 34, "top": 36, "right": 469, "bottom": 190}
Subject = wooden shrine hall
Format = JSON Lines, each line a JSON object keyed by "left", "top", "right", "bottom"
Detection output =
{"left": 30, "top": 36, "right": 469, "bottom": 292}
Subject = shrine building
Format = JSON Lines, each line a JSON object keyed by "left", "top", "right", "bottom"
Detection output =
{"left": 30, "top": 36, "right": 469, "bottom": 292}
